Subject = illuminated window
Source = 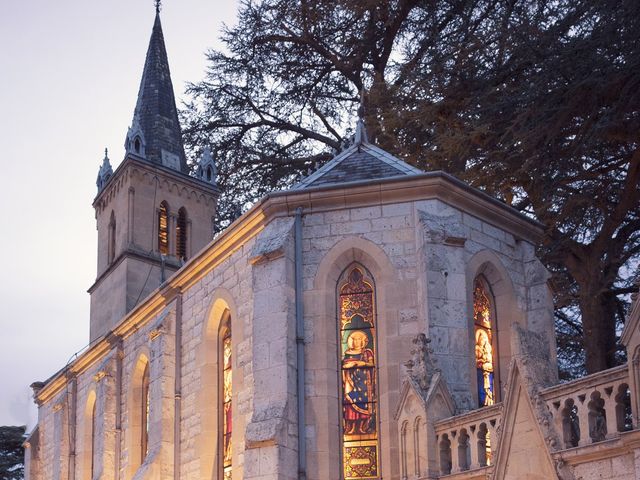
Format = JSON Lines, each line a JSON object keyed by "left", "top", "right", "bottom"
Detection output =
{"left": 90, "top": 400, "right": 97, "bottom": 477}
{"left": 221, "top": 316, "right": 232, "bottom": 480}
{"left": 176, "top": 207, "right": 187, "bottom": 260}
{"left": 474, "top": 276, "right": 497, "bottom": 408}
{"left": 84, "top": 391, "right": 97, "bottom": 480}
{"left": 141, "top": 363, "right": 150, "bottom": 463}
{"left": 158, "top": 202, "right": 169, "bottom": 255}
{"left": 339, "top": 266, "right": 379, "bottom": 480}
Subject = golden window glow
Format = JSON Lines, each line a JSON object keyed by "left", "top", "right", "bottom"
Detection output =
{"left": 474, "top": 277, "right": 495, "bottom": 408}
{"left": 340, "top": 267, "right": 379, "bottom": 479}
{"left": 176, "top": 208, "right": 187, "bottom": 260}
{"left": 158, "top": 202, "right": 169, "bottom": 255}
{"left": 90, "top": 400, "right": 97, "bottom": 478}
{"left": 222, "top": 320, "right": 232, "bottom": 480}
{"left": 141, "top": 363, "right": 150, "bottom": 462}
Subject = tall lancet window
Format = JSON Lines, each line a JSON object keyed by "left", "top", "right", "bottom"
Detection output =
{"left": 108, "top": 211, "right": 116, "bottom": 264}
{"left": 141, "top": 363, "right": 150, "bottom": 462}
{"left": 474, "top": 276, "right": 497, "bottom": 408}
{"left": 176, "top": 207, "right": 187, "bottom": 260}
{"left": 158, "top": 202, "right": 169, "bottom": 255}
{"left": 221, "top": 316, "right": 233, "bottom": 480}
{"left": 339, "top": 266, "right": 379, "bottom": 480}
{"left": 90, "top": 400, "right": 97, "bottom": 478}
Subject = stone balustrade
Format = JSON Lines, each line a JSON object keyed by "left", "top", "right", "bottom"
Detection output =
{"left": 541, "top": 364, "right": 632, "bottom": 450}
{"left": 434, "top": 403, "right": 502, "bottom": 476}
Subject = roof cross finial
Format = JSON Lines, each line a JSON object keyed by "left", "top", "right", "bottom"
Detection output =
{"left": 155, "top": 0, "right": 162, "bottom": 13}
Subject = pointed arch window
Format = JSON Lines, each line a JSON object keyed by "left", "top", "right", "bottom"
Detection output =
{"left": 339, "top": 266, "right": 379, "bottom": 479}
{"left": 141, "top": 362, "right": 150, "bottom": 462}
{"left": 176, "top": 207, "right": 188, "bottom": 261}
{"left": 158, "top": 202, "right": 169, "bottom": 255}
{"left": 83, "top": 391, "right": 97, "bottom": 480}
{"left": 90, "top": 400, "right": 97, "bottom": 477}
{"left": 108, "top": 211, "right": 116, "bottom": 264}
{"left": 220, "top": 315, "right": 232, "bottom": 480}
{"left": 474, "top": 276, "right": 497, "bottom": 408}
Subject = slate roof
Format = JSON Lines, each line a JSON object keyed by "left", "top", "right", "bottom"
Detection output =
{"left": 292, "top": 128, "right": 423, "bottom": 190}
{"left": 130, "top": 12, "right": 188, "bottom": 173}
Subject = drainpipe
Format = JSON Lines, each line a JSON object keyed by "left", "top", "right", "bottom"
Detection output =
{"left": 174, "top": 293, "right": 183, "bottom": 480}
{"left": 294, "top": 207, "right": 307, "bottom": 480}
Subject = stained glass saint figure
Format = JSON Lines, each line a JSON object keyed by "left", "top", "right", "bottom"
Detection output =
{"left": 222, "top": 323, "right": 232, "bottom": 480}
{"left": 474, "top": 278, "right": 495, "bottom": 407}
{"left": 339, "top": 267, "right": 379, "bottom": 479}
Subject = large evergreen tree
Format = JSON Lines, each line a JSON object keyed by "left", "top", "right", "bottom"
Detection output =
{"left": 183, "top": 0, "right": 640, "bottom": 375}
{"left": 0, "top": 426, "right": 26, "bottom": 480}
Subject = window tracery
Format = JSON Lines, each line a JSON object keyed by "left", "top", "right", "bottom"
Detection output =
{"left": 339, "top": 266, "right": 379, "bottom": 479}
{"left": 158, "top": 202, "right": 169, "bottom": 255}
{"left": 176, "top": 207, "right": 187, "bottom": 260}
{"left": 221, "top": 318, "right": 232, "bottom": 480}
{"left": 474, "top": 276, "right": 496, "bottom": 408}
{"left": 141, "top": 362, "right": 150, "bottom": 462}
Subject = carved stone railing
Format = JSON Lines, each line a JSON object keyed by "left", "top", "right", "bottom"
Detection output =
{"left": 541, "top": 365, "right": 632, "bottom": 450}
{"left": 434, "top": 403, "right": 502, "bottom": 476}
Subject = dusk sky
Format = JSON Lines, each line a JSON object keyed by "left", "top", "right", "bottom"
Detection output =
{"left": 0, "top": 0, "right": 239, "bottom": 428}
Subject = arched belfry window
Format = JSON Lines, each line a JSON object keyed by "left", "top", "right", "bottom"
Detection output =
{"left": 474, "top": 276, "right": 497, "bottom": 407}
{"left": 141, "top": 362, "right": 150, "bottom": 463}
{"left": 158, "top": 202, "right": 169, "bottom": 255}
{"left": 176, "top": 207, "right": 188, "bottom": 261}
{"left": 108, "top": 211, "right": 116, "bottom": 264}
{"left": 220, "top": 314, "right": 232, "bottom": 480}
{"left": 339, "top": 266, "right": 379, "bottom": 479}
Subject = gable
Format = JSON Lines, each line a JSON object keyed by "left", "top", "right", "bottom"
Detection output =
{"left": 498, "top": 383, "right": 557, "bottom": 480}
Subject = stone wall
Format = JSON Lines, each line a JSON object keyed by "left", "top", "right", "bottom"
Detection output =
{"left": 29, "top": 191, "right": 556, "bottom": 480}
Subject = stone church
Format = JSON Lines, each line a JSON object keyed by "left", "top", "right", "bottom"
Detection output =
{"left": 24, "top": 8, "right": 640, "bottom": 480}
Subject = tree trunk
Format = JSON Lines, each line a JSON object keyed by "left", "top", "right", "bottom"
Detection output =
{"left": 577, "top": 287, "right": 618, "bottom": 373}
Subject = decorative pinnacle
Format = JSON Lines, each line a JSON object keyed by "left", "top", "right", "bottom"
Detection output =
{"left": 104, "top": 147, "right": 108, "bottom": 159}
{"left": 155, "top": 0, "right": 162, "bottom": 13}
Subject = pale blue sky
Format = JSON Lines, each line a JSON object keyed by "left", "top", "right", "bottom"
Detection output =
{"left": 0, "top": 0, "right": 239, "bottom": 428}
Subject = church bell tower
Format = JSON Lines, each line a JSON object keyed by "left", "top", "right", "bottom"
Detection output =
{"left": 89, "top": 7, "right": 219, "bottom": 342}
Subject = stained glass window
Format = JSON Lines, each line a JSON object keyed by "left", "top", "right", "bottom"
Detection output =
{"left": 339, "top": 266, "right": 379, "bottom": 480}
{"left": 141, "top": 363, "right": 150, "bottom": 462}
{"left": 221, "top": 320, "right": 232, "bottom": 480}
{"left": 474, "top": 277, "right": 496, "bottom": 408}
{"left": 90, "top": 400, "right": 97, "bottom": 478}
{"left": 158, "top": 202, "right": 169, "bottom": 255}
{"left": 176, "top": 207, "right": 187, "bottom": 260}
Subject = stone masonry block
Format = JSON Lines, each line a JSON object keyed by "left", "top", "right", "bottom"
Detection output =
{"left": 350, "top": 206, "right": 381, "bottom": 220}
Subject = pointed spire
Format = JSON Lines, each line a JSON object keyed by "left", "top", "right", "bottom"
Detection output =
{"left": 354, "top": 89, "right": 369, "bottom": 145}
{"left": 97, "top": 148, "right": 113, "bottom": 192}
{"left": 125, "top": 8, "right": 188, "bottom": 173}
